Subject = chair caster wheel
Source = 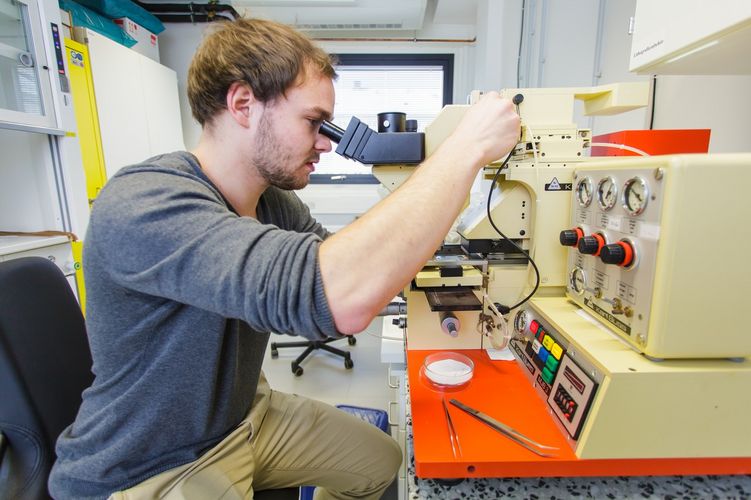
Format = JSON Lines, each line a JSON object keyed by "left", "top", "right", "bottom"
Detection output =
{"left": 270, "top": 348, "right": 279, "bottom": 359}
{"left": 347, "top": 336, "right": 356, "bottom": 345}
{"left": 344, "top": 358, "right": 354, "bottom": 369}
{"left": 292, "top": 364, "right": 303, "bottom": 376}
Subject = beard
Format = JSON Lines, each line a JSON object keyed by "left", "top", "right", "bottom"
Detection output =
{"left": 252, "top": 110, "right": 314, "bottom": 191}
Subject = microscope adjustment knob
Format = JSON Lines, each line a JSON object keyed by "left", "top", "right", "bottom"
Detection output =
{"left": 577, "top": 234, "right": 606, "bottom": 256}
{"left": 559, "top": 228, "right": 584, "bottom": 247}
{"left": 600, "top": 241, "right": 635, "bottom": 267}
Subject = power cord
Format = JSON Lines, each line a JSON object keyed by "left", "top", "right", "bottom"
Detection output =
{"left": 485, "top": 94, "right": 541, "bottom": 312}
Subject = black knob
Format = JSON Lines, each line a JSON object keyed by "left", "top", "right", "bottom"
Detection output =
{"left": 559, "top": 229, "right": 580, "bottom": 247}
{"left": 600, "top": 242, "right": 634, "bottom": 267}
{"left": 577, "top": 235, "right": 601, "bottom": 255}
{"left": 405, "top": 119, "right": 418, "bottom": 132}
{"left": 600, "top": 244, "right": 625, "bottom": 265}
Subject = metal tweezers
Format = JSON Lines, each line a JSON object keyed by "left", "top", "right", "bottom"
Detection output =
{"left": 441, "top": 397, "right": 462, "bottom": 458}
{"left": 449, "top": 398, "right": 558, "bottom": 458}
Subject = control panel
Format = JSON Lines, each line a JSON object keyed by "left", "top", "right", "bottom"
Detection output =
{"left": 559, "top": 154, "right": 751, "bottom": 359}
{"left": 562, "top": 166, "right": 662, "bottom": 352}
{"left": 511, "top": 309, "right": 599, "bottom": 441}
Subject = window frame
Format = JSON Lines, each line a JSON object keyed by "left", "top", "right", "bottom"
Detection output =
{"left": 310, "top": 53, "right": 454, "bottom": 185}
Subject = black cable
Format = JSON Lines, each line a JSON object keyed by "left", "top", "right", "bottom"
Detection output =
{"left": 516, "top": 0, "right": 527, "bottom": 88}
{"left": 485, "top": 151, "right": 541, "bottom": 312}
{"left": 649, "top": 75, "right": 657, "bottom": 130}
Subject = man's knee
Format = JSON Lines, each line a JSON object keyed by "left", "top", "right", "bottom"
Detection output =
{"left": 373, "top": 432, "right": 402, "bottom": 485}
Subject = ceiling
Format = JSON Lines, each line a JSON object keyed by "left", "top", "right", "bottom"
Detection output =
{"left": 229, "top": 0, "right": 479, "bottom": 30}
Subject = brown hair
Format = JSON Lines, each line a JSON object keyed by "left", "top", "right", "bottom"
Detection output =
{"left": 187, "top": 18, "right": 337, "bottom": 127}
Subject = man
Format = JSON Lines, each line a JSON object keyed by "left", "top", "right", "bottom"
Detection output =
{"left": 49, "top": 17, "right": 520, "bottom": 500}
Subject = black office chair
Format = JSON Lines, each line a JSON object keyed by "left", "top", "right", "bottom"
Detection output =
{"left": 270, "top": 335, "right": 357, "bottom": 376}
{"left": 0, "top": 257, "right": 93, "bottom": 500}
{"left": 0, "top": 257, "right": 298, "bottom": 500}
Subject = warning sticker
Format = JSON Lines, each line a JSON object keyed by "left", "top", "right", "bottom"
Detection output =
{"left": 545, "top": 177, "right": 572, "bottom": 191}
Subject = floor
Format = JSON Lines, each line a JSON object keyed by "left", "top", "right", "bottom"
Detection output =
{"left": 263, "top": 318, "right": 396, "bottom": 414}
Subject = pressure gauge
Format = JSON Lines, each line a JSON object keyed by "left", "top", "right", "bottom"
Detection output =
{"left": 575, "top": 177, "right": 594, "bottom": 207}
{"left": 597, "top": 176, "right": 618, "bottom": 211}
{"left": 513, "top": 309, "right": 529, "bottom": 335}
{"left": 622, "top": 177, "right": 649, "bottom": 215}
{"left": 569, "top": 266, "right": 586, "bottom": 296}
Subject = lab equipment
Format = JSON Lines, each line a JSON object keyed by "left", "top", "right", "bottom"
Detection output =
{"left": 325, "top": 84, "right": 751, "bottom": 478}
{"left": 562, "top": 154, "right": 751, "bottom": 358}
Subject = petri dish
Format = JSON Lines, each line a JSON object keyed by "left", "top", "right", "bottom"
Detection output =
{"left": 423, "top": 351, "right": 474, "bottom": 388}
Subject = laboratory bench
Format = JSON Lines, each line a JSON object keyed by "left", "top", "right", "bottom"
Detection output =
{"left": 402, "top": 381, "right": 751, "bottom": 499}
{"left": 381, "top": 319, "right": 751, "bottom": 499}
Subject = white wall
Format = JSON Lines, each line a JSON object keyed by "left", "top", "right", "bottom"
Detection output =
{"left": 157, "top": 23, "right": 208, "bottom": 151}
{"left": 474, "top": 0, "right": 749, "bottom": 150}
{"left": 653, "top": 75, "right": 751, "bottom": 152}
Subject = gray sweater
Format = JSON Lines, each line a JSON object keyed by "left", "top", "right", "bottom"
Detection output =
{"left": 48, "top": 152, "right": 338, "bottom": 499}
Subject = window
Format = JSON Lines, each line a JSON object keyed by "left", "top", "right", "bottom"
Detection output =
{"left": 311, "top": 54, "right": 453, "bottom": 184}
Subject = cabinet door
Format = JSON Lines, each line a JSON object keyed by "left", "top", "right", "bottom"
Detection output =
{"left": 140, "top": 55, "right": 184, "bottom": 154}
{"left": 86, "top": 30, "right": 150, "bottom": 179}
{"left": 0, "top": 0, "right": 56, "bottom": 130}
{"left": 85, "top": 29, "right": 184, "bottom": 180}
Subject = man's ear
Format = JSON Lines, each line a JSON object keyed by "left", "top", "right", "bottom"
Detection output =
{"left": 226, "top": 81, "right": 256, "bottom": 127}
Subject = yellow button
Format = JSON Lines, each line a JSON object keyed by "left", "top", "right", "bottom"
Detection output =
{"left": 551, "top": 343, "right": 563, "bottom": 360}
{"left": 542, "top": 335, "right": 554, "bottom": 351}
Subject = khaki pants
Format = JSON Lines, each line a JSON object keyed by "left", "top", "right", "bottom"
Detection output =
{"left": 110, "top": 373, "right": 402, "bottom": 499}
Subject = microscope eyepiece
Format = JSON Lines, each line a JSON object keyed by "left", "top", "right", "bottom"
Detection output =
{"left": 319, "top": 120, "right": 345, "bottom": 143}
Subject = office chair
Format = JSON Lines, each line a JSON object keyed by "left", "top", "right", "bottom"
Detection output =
{"left": 0, "top": 257, "right": 298, "bottom": 500}
{"left": 0, "top": 257, "right": 93, "bottom": 500}
{"left": 270, "top": 335, "right": 357, "bottom": 376}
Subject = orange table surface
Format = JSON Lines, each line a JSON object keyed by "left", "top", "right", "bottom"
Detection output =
{"left": 408, "top": 349, "right": 751, "bottom": 479}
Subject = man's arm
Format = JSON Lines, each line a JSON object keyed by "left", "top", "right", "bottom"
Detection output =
{"left": 319, "top": 92, "right": 520, "bottom": 333}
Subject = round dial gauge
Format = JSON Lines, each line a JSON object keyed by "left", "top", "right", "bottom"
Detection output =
{"left": 513, "top": 310, "right": 529, "bottom": 335}
{"left": 569, "top": 266, "right": 586, "bottom": 296}
{"left": 622, "top": 177, "right": 649, "bottom": 215}
{"left": 597, "top": 176, "right": 618, "bottom": 211}
{"left": 575, "top": 177, "right": 594, "bottom": 207}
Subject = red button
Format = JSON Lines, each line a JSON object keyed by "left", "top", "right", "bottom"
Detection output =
{"left": 530, "top": 320, "right": 539, "bottom": 334}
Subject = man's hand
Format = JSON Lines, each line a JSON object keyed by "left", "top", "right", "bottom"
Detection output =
{"left": 440, "top": 92, "right": 521, "bottom": 170}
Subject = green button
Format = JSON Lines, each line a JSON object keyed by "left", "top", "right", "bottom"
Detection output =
{"left": 545, "top": 355, "right": 560, "bottom": 372}
{"left": 542, "top": 367, "right": 554, "bottom": 384}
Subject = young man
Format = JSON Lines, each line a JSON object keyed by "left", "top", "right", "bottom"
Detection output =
{"left": 49, "top": 17, "right": 520, "bottom": 500}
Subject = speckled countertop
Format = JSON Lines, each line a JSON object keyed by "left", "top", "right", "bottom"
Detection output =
{"left": 405, "top": 418, "right": 751, "bottom": 499}
{"left": 404, "top": 388, "right": 751, "bottom": 500}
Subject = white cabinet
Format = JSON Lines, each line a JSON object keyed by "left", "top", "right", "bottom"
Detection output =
{"left": 381, "top": 316, "right": 407, "bottom": 500}
{"left": 630, "top": 0, "right": 751, "bottom": 74}
{"left": 0, "top": 0, "right": 63, "bottom": 132}
{"left": 1, "top": 0, "right": 87, "bottom": 296}
{"left": 79, "top": 28, "right": 184, "bottom": 179}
